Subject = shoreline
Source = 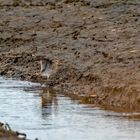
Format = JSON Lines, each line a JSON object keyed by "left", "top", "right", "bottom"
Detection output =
{"left": 0, "top": 0, "right": 140, "bottom": 117}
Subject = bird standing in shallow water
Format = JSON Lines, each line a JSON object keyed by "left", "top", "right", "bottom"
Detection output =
{"left": 40, "top": 58, "right": 60, "bottom": 79}
{"left": 40, "top": 58, "right": 53, "bottom": 78}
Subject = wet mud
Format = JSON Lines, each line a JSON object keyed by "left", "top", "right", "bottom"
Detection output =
{"left": 0, "top": 128, "right": 23, "bottom": 140}
{"left": 0, "top": 0, "right": 140, "bottom": 118}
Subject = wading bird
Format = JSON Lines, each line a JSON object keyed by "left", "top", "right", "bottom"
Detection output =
{"left": 39, "top": 57, "right": 60, "bottom": 79}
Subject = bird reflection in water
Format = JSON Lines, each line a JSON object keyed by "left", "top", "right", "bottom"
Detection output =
{"left": 41, "top": 88, "right": 58, "bottom": 119}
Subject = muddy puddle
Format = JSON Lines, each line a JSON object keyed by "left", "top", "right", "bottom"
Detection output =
{"left": 0, "top": 77, "right": 140, "bottom": 140}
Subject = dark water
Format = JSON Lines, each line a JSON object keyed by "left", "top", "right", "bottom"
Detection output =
{"left": 0, "top": 77, "right": 140, "bottom": 140}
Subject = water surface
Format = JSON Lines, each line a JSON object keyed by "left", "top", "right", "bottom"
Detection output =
{"left": 0, "top": 77, "right": 140, "bottom": 140}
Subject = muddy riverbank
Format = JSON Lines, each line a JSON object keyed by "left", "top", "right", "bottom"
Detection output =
{"left": 0, "top": 127, "right": 24, "bottom": 140}
{"left": 0, "top": 0, "right": 140, "bottom": 114}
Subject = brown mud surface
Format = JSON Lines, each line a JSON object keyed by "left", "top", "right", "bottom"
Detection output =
{"left": 0, "top": 129, "right": 22, "bottom": 140}
{"left": 0, "top": 0, "right": 140, "bottom": 118}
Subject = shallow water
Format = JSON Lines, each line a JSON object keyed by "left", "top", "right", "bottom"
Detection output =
{"left": 0, "top": 77, "right": 140, "bottom": 140}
